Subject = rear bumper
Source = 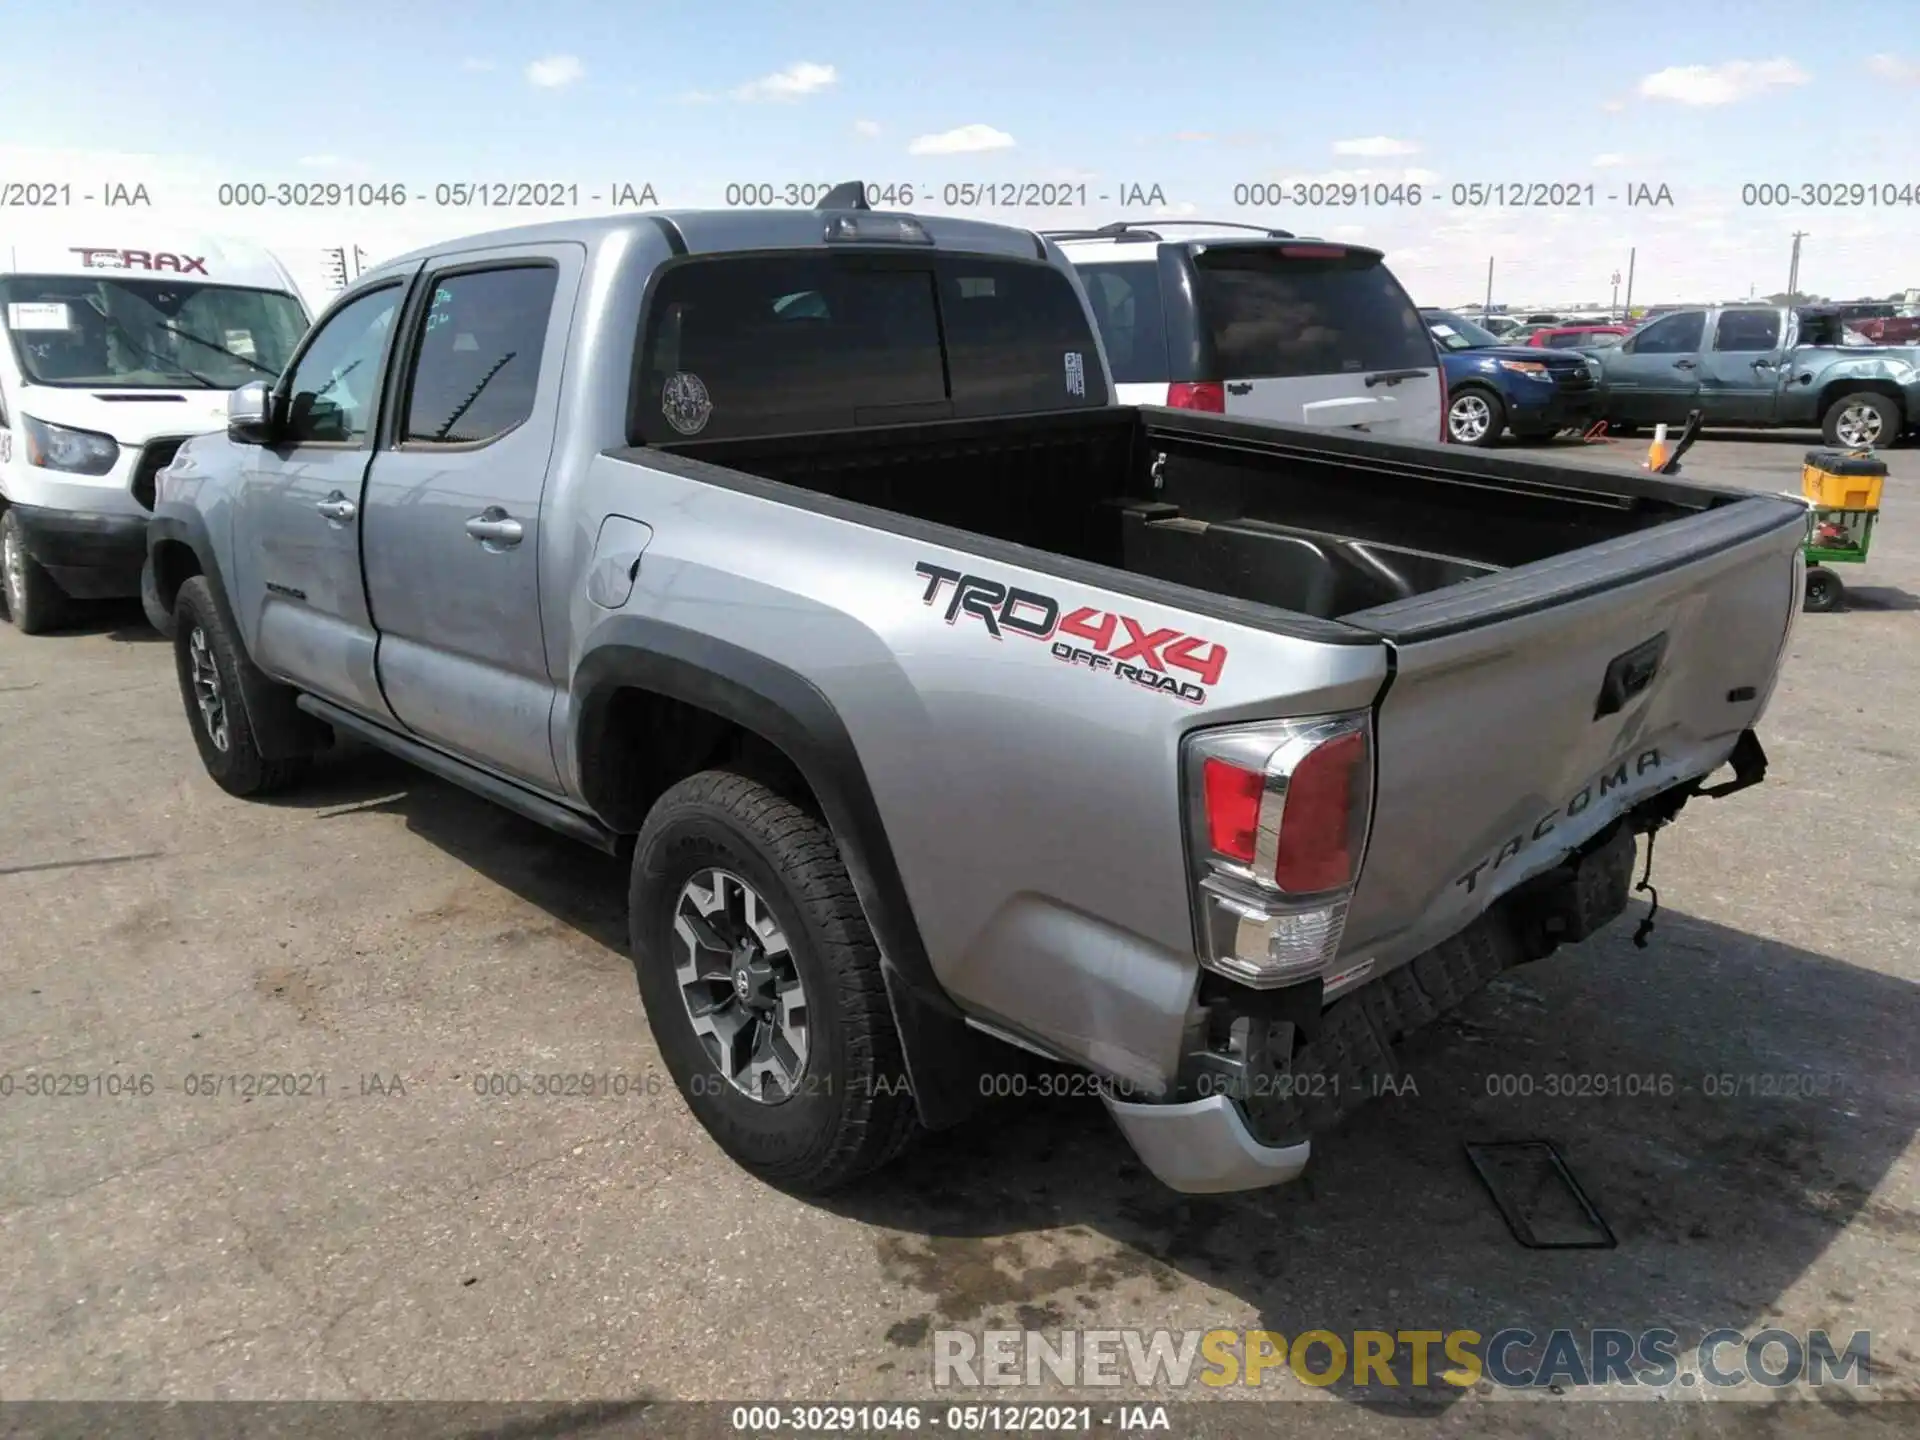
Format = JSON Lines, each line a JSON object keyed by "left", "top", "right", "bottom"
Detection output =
{"left": 1103, "top": 1091, "right": 1312, "bottom": 1194}
{"left": 7, "top": 503, "right": 147, "bottom": 599}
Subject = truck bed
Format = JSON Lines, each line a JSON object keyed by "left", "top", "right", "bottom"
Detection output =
{"left": 657, "top": 405, "right": 1744, "bottom": 625}
{"left": 648, "top": 404, "right": 1805, "bottom": 979}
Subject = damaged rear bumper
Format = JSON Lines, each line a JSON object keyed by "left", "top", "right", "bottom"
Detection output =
{"left": 1102, "top": 1092, "right": 1312, "bottom": 1194}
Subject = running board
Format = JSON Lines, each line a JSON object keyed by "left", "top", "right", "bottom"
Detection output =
{"left": 294, "top": 695, "right": 622, "bottom": 854}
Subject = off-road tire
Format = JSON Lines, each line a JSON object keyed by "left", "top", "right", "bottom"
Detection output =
{"left": 1, "top": 508, "right": 68, "bottom": 635}
{"left": 630, "top": 770, "right": 920, "bottom": 1193}
{"left": 172, "top": 577, "right": 311, "bottom": 797}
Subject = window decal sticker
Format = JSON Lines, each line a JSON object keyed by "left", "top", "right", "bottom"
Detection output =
{"left": 662, "top": 371, "right": 713, "bottom": 436}
{"left": 1064, "top": 351, "right": 1085, "bottom": 397}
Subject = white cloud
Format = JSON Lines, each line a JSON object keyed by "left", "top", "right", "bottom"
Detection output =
{"left": 852, "top": 119, "right": 882, "bottom": 138}
{"left": 1272, "top": 166, "right": 1437, "bottom": 187}
{"left": 526, "top": 54, "right": 585, "bottom": 88}
{"left": 1637, "top": 58, "right": 1808, "bottom": 105}
{"left": 732, "top": 61, "right": 837, "bottom": 101}
{"left": 1332, "top": 135, "right": 1420, "bottom": 157}
{"left": 1173, "top": 130, "right": 1213, "bottom": 142}
{"left": 1867, "top": 53, "right": 1920, "bottom": 83}
{"left": 1600, "top": 98, "right": 1626, "bottom": 112}
{"left": 461, "top": 57, "right": 497, "bottom": 72}
{"left": 907, "top": 123, "right": 1015, "bottom": 156}
{"left": 1592, "top": 153, "right": 1629, "bottom": 168}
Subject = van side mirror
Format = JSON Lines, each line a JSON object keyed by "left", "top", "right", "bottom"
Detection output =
{"left": 227, "top": 381, "right": 278, "bottom": 445}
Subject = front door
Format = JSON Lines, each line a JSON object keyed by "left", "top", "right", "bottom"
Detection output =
{"left": 1603, "top": 310, "right": 1705, "bottom": 425}
{"left": 235, "top": 275, "right": 416, "bottom": 718}
{"left": 1699, "top": 309, "right": 1786, "bottom": 424}
{"left": 359, "top": 247, "right": 581, "bottom": 792}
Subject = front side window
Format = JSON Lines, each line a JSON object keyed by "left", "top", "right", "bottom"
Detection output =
{"left": 402, "top": 266, "right": 558, "bottom": 444}
{"left": 1631, "top": 312, "right": 1705, "bottom": 355}
{"left": 1424, "top": 310, "right": 1501, "bottom": 352}
{"left": 0, "top": 276, "right": 307, "bottom": 389}
{"left": 282, "top": 285, "right": 401, "bottom": 445}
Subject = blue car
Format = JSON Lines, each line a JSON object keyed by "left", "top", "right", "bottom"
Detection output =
{"left": 1422, "top": 309, "right": 1601, "bottom": 446}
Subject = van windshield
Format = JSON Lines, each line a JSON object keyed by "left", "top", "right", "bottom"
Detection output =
{"left": 1, "top": 276, "right": 308, "bottom": 389}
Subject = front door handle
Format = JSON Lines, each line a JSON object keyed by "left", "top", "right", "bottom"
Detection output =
{"left": 315, "top": 493, "right": 357, "bottom": 523}
{"left": 1672, "top": 359, "right": 1697, "bottom": 370}
{"left": 465, "top": 507, "right": 524, "bottom": 549}
{"left": 1751, "top": 358, "right": 1774, "bottom": 369}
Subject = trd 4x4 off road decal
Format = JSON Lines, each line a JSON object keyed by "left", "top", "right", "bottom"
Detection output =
{"left": 913, "top": 562, "right": 1229, "bottom": 705}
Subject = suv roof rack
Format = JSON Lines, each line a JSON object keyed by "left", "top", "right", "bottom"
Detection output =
{"left": 1039, "top": 220, "right": 1296, "bottom": 243}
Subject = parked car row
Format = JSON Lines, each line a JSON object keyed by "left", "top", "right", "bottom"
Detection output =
{"left": 2, "top": 190, "right": 1799, "bottom": 1204}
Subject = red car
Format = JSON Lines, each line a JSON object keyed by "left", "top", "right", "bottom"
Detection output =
{"left": 1522, "top": 325, "right": 1633, "bottom": 350}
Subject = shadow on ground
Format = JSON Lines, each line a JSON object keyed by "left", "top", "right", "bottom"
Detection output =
{"left": 267, "top": 741, "right": 1920, "bottom": 1413}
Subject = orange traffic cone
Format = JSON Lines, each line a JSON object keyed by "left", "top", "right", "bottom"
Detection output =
{"left": 1644, "top": 423, "right": 1670, "bottom": 471}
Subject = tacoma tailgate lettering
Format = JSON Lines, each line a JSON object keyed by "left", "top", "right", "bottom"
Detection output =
{"left": 1455, "top": 747, "right": 1664, "bottom": 894}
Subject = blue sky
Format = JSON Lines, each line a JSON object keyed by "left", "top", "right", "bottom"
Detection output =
{"left": 3, "top": 0, "right": 1917, "bottom": 307}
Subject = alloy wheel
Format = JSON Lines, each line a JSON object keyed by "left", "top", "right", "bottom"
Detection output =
{"left": 672, "top": 868, "right": 809, "bottom": 1102}
{"left": 1835, "top": 403, "right": 1884, "bottom": 449}
{"left": 187, "top": 625, "right": 231, "bottom": 752}
{"left": 1449, "top": 394, "right": 1493, "bottom": 444}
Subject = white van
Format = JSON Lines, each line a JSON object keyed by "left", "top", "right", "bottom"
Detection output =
{"left": 0, "top": 235, "right": 311, "bottom": 632}
{"left": 1052, "top": 221, "right": 1444, "bottom": 441}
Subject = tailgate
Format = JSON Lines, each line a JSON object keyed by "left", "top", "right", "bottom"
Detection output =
{"left": 1337, "top": 494, "right": 1804, "bottom": 964}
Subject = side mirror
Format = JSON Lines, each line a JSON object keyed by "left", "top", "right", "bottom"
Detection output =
{"left": 227, "top": 381, "right": 278, "bottom": 446}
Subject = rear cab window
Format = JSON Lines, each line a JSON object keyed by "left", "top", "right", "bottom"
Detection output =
{"left": 1192, "top": 246, "right": 1434, "bottom": 379}
{"left": 631, "top": 252, "right": 1107, "bottom": 443}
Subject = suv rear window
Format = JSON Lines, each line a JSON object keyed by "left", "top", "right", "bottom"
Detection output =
{"left": 633, "top": 253, "right": 1105, "bottom": 443}
{"left": 1193, "top": 248, "right": 1434, "bottom": 379}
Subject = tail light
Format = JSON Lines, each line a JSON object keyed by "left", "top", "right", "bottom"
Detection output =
{"left": 1184, "top": 713, "right": 1374, "bottom": 989}
{"left": 1166, "top": 381, "right": 1226, "bottom": 412}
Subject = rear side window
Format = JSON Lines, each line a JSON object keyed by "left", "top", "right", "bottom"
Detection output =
{"left": 634, "top": 253, "right": 1104, "bottom": 443}
{"left": 1712, "top": 310, "right": 1781, "bottom": 352}
{"left": 402, "top": 265, "right": 558, "bottom": 445}
{"left": 1194, "top": 250, "right": 1433, "bottom": 378}
{"left": 1076, "top": 261, "right": 1169, "bottom": 384}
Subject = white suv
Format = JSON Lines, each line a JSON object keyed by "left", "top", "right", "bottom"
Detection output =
{"left": 1053, "top": 222, "right": 1444, "bottom": 441}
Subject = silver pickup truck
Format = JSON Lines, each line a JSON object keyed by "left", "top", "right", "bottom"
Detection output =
{"left": 148, "top": 191, "right": 1804, "bottom": 1197}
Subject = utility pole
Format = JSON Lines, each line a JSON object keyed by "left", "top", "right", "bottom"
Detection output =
{"left": 1611, "top": 269, "right": 1622, "bottom": 320}
{"left": 1787, "top": 231, "right": 1808, "bottom": 301}
{"left": 1484, "top": 256, "right": 1494, "bottom": 320}
{"left": 1623, "top": 247, "right": 1636, "bottom": 318}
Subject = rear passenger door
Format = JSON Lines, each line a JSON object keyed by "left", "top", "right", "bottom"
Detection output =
{"left": 1192, "top": 246, "right": 1442, "bottom": 438}
{"left": 360, "top": 246, "right": 582, "bottom": 792}
{"left": 1699, "top": 308, "right": 1786, "bottom": 424}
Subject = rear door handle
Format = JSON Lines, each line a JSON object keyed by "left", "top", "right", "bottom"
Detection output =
{"left": 315, "top": 493, "right": 357, "bottom": 523}
{"left": 465, "top": 507, "right": 524, "bottom": 549}
{"left": 1672, "top": 359, "right": 1697, "bottom": 370}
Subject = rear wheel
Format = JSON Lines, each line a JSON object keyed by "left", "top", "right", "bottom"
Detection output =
{"left": 172, "top": 577, "right": 311, "bottom": 796}
{"left": 1447, "top": 387, "right": 1505, "bottom": 447}
{"left": 1804, "top": 565, "right": 1846, "bottom": 613}
{"left": 1, "top": 508, "right": 68, "bottom": 635}
{"left": 630, "top": 770, "right": 919, "bottom": 1194}
{"left": 1822, "top": 392, "right": 1898, "bottom": 450}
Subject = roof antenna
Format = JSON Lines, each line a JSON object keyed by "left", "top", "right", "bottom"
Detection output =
{"left": 815, "top": 181, "right": 871, "bottom": 211}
